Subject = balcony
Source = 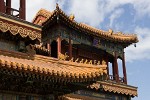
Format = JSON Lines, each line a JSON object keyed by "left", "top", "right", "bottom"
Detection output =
{"left": 107, "top": 75, "right": 125, "bottom": 84}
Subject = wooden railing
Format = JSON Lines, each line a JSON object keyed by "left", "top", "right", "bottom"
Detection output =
{"left": 107, "top": 75, "right": 125, "bottom": 84}
{"left": 5, "top": 6, "right": 20, "bottom": 17}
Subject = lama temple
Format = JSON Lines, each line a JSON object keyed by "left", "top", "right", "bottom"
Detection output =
{"left": 0, "top": 0, "right": 138, "bottom": 100}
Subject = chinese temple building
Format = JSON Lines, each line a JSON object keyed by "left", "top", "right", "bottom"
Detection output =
{"left": 0, "top": 0, "right": 138, "bottom": 100}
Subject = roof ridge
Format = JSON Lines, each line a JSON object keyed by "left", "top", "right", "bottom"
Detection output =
{"left": 32, "top": 8, "right": 52, "bottom": 23}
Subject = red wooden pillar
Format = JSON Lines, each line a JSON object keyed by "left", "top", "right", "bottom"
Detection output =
{"left": 6, "top": 0, "right": 11, "bottom": 15}
{"left": 68, "top": 37, "right": 72, "bottom": 59}
{"left": 57, "top": 36, "right": 61, "bottom": 57}
{"left": 20, "top": 0, "right": 26, "bottom": 20}
{"left": 122, "top": 52, "right": 127, "bottom": 84}
{"left": 114, "top": 52, "right": 119, "bottom": 82}
{"left": 47, "top": 39, "right": 51, "bottom": 56}
{"left": 0, "top": 0, "right": 5, "bottom": 13}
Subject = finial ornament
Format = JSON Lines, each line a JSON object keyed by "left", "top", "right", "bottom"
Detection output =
{"left": 84, "top": 59, "right": 88, "bottom": 64}
{"left": 134, "top": 43, "right": 136, "bottom": 47}
{"left": 118, "top": 32, "right": 122, "bottom": 35}
{"left": 94, "top": 60, "right": 97, "bottom": 65}
{"left": 89, "top": 60, "right": 92, "bottom": 65}
{"left": 58, "top": 52, "right": 69, "bottom": 60}
{"left": 102, "top": 60, "right": 106, "bottom": 65}
{"left": 75, "top": 58, "right": 79, "bottom": 62}
{"left": 56, "top": 3, "right": 59, "bottom": 9}
{"left": 69, "top": 14, "right": 75, "bottom": 21}
{"left": 69, "top": 57, "right": 74, "bottom": 62}
{"left": 97, "top": 61, "right": 100, "bottom": 65}
{"left": 80, "top": 59, "right": 84, "bottom": 63}
{"left": 109, "top": 29, "right": 113, "bottom": 35}
{"left": 58, "top": 55, "right": 105, "bottom": 66}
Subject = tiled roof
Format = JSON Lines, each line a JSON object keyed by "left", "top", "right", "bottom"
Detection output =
{"left": 32, "top": 9, "right": 52, "bottom": 25}
{"left": 88, "top": 81, "right": 138, "bottom": 97}
{"left": 33, "top": 4, "right": 138, "bottom": 44}
{"left": 0, "top": 50, "right": 107, "bottom": 82}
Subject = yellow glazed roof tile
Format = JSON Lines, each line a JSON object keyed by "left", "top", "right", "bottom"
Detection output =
{"left": 0, "top": 50, "right": 107, "bottom": 82}
{"left": 88, "top": 81, "right": 138, "bottom": 97}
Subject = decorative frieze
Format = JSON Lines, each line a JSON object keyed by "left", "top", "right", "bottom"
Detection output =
{"left": 0, "top": 20, "right": 41, "bottom": 41}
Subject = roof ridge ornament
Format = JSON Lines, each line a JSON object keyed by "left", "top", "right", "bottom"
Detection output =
{"left": 69, "top": 14, "right": 75, "bottom": 21}
{"left": 117, "top": 31, "right": 123, "bottom": 35}
{"left": 108, "top": 29, "right": 113, "bottom": 35}
{"left": 56, "top": 3, "right": 60, "bottom": 23}
{"left": 56, "top": 3, "right": 60, "bottom": 10}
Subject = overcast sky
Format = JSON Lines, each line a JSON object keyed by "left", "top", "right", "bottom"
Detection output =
{"left": 11, "top": 0, "right": 150, "bottom": 100}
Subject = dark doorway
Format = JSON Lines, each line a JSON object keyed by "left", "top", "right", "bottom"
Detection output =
{"left": 51, "top": 40, "right": 57, "bottom": 58}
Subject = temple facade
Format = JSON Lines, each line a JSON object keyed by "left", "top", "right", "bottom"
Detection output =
{"left": 0, "top": 1, "right": 138, "bottom": 100}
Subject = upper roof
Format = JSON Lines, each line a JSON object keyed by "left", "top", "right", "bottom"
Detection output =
{"left": 33, "top": 4, "right": 138, "bottom": 44}
{"left": 32, "top": 8, "right": 52, "bottom": 25}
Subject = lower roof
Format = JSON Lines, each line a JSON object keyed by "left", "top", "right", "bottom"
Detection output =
{"left": 88, "top": 81, "right": 138, "bottom": 97}
{"left": 0, "top": 50, "right": 107, "bottom": 83}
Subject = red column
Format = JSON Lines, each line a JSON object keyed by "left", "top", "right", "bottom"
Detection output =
{"left": 114, "top": 52, "right": 119, "bottom": 82}
{"left": 20, "top": 0, "right": 26, "bottom": 20}
{"left": 69, "top": 37, "right": 72, "bottom": 59}
{"left": 57, "top": 37, "right": 61, "bottom": 57}
{"left": 6, "top": 0, "right": 11, "bottom": 15}
{"left": 0, "top": 0, "right": 5, "bottom": 13}
{"left": 122, "top": 52, "right": 127, "bottom": 84}
{"left": 47, "top": 40, "right": 51, "bottom": 56}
